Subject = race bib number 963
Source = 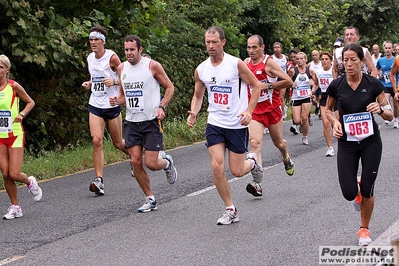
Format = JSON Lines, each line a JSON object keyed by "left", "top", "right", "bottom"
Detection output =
{"left": 343, "top": 112, "right": 374, "bottom": 141}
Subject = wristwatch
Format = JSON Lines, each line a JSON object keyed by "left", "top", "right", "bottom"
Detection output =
{"left": 268, "top": 83, "right": 273, "bottom": 90}
{"left": 159, "top": 105, "right": 166, "bottom": 112}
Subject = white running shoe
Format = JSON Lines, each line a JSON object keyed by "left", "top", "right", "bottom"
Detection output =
{"left": 357, "top": 228, "right": 372, "bottom": 246}
{"left": 394, "top": 119, "right": 398, "bottom": 129}
{"left": 3, "top": 205, "right": 23, "bottom": 220}
{"left": 246, "top": 151, "right": 263, "bottom": 183}
{"left": 326, "top": 147, "right": 334, "bottom": 157}
{"left": 290, "top": 125, "right": 299, "bottom": 135}
{"left": 137, "top": 198, "right": 158, "bottom": 213}
{"left": 263, "top": 128, "right": 269, "bottom": 134}
{"left": 28, "top": 176, "right": 42, "bottom": 201}
{"left": 217, "top": 208, "right": 239, "bottom": 225}
{"left": 164, "top": 154, "right": 177, "bottom": 184}
{"left": 302, "top": 136, "right": 309, "bottom": 145}
{"left": 158, "top": 150, "right": 166, "bottom": 159}
{"left": 282, "top": 106, "right": 288, "bottom": 120}
{"left": 89, "top": 177, "right": 104, "bottom": 195}
{"left": 130, "top": 163, "right": 135, "bottom": 178}
{"left": 246, "top": 182, "right": 262, "bottom": 197}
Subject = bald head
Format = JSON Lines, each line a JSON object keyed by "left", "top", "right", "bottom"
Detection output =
{"left": 311, "top": 50, "right": 320, "bottom": 62}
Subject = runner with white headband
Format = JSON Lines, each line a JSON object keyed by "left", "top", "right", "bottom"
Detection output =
{"left": 81, "top": 25, "right": 130, "bottom": 196}
{"left": 89, "top": 31, "right": 106, "bottom": 42}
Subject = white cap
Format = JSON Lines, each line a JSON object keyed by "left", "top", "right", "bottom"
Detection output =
{"left": 334, "top": 41, "right": 341, "bottom": 47}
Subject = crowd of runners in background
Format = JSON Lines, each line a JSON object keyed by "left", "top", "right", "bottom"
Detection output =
{"left": 2, "top": 24, "right": 398, "bottom": 249}
{"left": 268, "top": 26, "right": 397, "bottom": 247}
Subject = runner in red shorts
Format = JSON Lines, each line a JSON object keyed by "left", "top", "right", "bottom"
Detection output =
{"left": 245, "top": 35, "right": 295, "bottom": 197}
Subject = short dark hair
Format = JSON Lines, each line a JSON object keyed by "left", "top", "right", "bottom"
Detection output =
{"left": 89, "top": 25, "right": 108, "bottom": 37}
{"left": 206, "top": 26, "right": 225, "bottom": 40}
{"left": 289, "top": 48, "right": 298, "bottom": 54}
{"left": 320, "top": 51, "right": 333, "bottom": 60}
{"left": 342, "top": 43, "right": 364, "bottom": 60}
{"left": 345, "top": 26, "right": 360, "bottom": 36}
{"left": 124, "top": 35, "right": 142, "bottom": 49}
{"left": 273, "top": 42, "right": 283, "bottom": 49}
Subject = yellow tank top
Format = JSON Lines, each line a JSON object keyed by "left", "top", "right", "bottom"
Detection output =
{"left": 0, "top": 80, "right": 23, "bottom": 138}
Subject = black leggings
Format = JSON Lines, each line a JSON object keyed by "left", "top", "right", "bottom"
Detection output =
{"left": 337, "top": 135, "right": 382, "bottom": 201}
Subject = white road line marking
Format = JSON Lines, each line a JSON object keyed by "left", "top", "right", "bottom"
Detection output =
{"left": 0, "top": 255, "right": 25, "bottom": 265}
{"left": 186, "top": 164, "right": 276, "bottom": 197}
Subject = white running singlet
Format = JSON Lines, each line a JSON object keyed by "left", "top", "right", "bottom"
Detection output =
{"left": 121, "top": 57, "right": 161, "bottom": 122}
{"left": 87, "top": 49, "right": 119, "bottom": 108}
{"left": 197, "top": 53, "right": 248, "bottom": 129}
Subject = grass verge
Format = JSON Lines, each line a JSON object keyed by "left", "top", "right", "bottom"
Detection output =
{"left": 0, "top": 114, "right": 208, "bottom": 190}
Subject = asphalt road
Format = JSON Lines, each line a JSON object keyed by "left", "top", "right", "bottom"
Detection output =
{"left": 1, "top": 115, "right": 398, "bottom": 266}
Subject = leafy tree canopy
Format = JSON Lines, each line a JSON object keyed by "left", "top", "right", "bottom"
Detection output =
{"left": 1, "top": 0, "right": 398, "bottom": 153}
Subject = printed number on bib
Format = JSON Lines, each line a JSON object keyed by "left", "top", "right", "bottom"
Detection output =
{"left": 343, "top": 112, "right": 374, "bottom": 141}
{"left": 210, "top": 86, "right": 232, "bottom": 111}
{"left": 91, "top": 76, "right": 108, "bottom": 97}
{"left": 383, "top": 71, "right": 391, "bottom": 84}
{"left": 257, "top": 79, "right": 273, "bottom": 102}
{"left": 0, "top": 110, "right": 12, "bottom": 133}
{"left": 126, "top": 90, "right": 145, "bottom": 113}
{"left": 294, "top": 85, "right": 311, "bottom": 98}
{"left": 319, "top": 78, "right": 330, "bottom": 86}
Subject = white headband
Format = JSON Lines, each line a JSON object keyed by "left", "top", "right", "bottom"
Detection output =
{"left": 89, "top": 31, "right": 106, "bottom": 42}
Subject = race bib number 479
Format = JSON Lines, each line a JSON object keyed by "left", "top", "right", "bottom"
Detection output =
{"left": 343, "top": 112, "right": 374, "bottom": 141}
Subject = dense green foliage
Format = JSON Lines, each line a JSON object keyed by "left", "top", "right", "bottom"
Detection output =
{"left": 1, "top": 0, "right": 398, "bottom": 154}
